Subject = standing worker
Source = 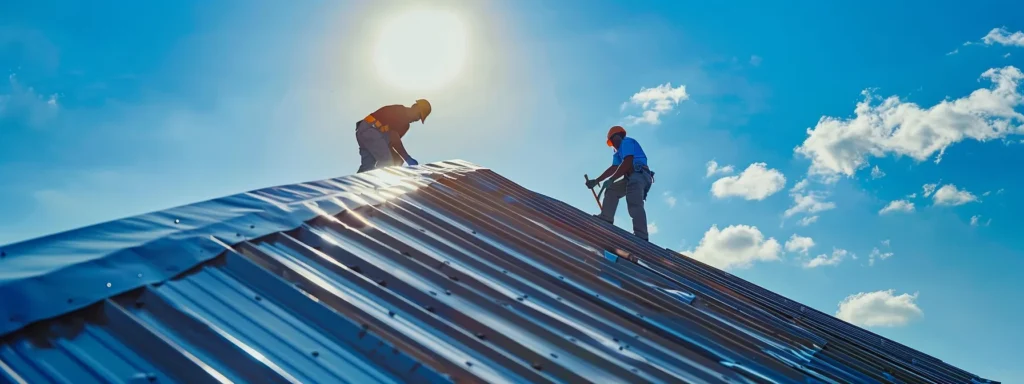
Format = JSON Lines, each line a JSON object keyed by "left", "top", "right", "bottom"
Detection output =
{"left": 585, "top": 126, "right": 655, "bottom": 241}
{"left": 355, "top": 99, "right": 432, "bottom": 173}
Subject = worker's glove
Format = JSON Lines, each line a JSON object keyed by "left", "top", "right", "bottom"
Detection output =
{"left": 585, "top": 179, "right": 600, "bottom": 189}
{"left": 406, "top": 158, "right": 419, "bottom": 166}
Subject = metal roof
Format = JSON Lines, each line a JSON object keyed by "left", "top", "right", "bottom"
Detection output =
{"left": 0, "top": 160, "right": 999, "bottom": 383}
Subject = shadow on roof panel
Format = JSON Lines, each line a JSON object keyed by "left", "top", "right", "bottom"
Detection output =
{"left": 0, "top": 160, "right": 1000, "bottom": 384}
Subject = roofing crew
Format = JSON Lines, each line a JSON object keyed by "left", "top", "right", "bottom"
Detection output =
{"left": 355, "top": 99, "right": 432, "bottom": 173}
{"left": 585, "top": 126, "right": 655, "bottom": 241}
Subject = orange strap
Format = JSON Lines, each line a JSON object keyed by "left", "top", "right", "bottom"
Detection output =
{"left": 364, "top": 115, "right": 390, "bottom": 133}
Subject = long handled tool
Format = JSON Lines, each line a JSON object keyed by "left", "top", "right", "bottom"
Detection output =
{"left": 584, "top": 174, "right": 603, "bottom": 210}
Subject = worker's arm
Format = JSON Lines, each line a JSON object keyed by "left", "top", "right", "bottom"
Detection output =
{"left": 594, "top": 165, "right": 616, "bottom": 182}
{"left": 389, "top": 131, "right": 414, "bottom": 162}
{"left": 598, "top": 156, "right": 633, "bottom": 182}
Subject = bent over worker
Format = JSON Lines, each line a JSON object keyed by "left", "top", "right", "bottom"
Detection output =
{"left": 585, "top": 126, "right": 655, "bottom": 241}
{"left": 355, "top": 99, "right": 432, "bottom": 173}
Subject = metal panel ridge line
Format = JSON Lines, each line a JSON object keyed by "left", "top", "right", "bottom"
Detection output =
{"left": 364, "top": 198, "right": 753, "bottom": 383}
{"left": 463, "top": 168, "right": 996, "bottom": 383}
{"left": 0, "top": 159, "right": 999, "bottom": 384}
{"left": 0, "top": 161, "right": 485, "bottom": 338}
{"left": 405, "top": 180, "right": 812, "bottom": 382}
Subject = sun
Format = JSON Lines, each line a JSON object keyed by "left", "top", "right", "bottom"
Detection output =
{"left": 373, "top": 9, "right": 468, "bottom": 92}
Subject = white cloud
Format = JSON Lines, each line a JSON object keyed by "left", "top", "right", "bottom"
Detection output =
{"left": 879, "top": 200, "right": 915, "bottom": 215}
{"left": 705, "top": 160, "right": 736, "bottom": 178}
{"left": 797, "top": 216, "right": 819, "bottom": 226}
{"left": 946, "top": 48, "right": 959, "bottom": 56}
{"left": 648, "top": 222, "right": 659, "bottom": 234}
{"left": 970, "top": 215, "right": 992, "bottom": 227}
{"left": 868, "top": 247, "right": 894, "bottom": 266}
{"left": 997, "top": 188, "right": 1005, "bottom": 194}
{"left": 932, "top": 184, "right": 978, "bottom": 206}
{"left": 663, "top": 191, "right": 677, "bottom": 208}
{"left": 982, "top": 27, "right": 1024, "bottom": 47}
{"left": 0, "top": 74, "right": 60, "bottom": 127}
{"left": 684, "top": 224, "right": 782, "bottom": 270}
{"left": 711, "top": 162, "right": 787, "bottom": 200}
{"left": 1007, "top": 53, "right": 1014, "bottom": 59}
{"left": 922, "top": 183, "right": 938, "bottom": 197}
{"left": 906, "top": 193, "right": 918, "bottom": 199}
{"left": 784, "top": 191, "right": 836, "bottom": 218}
{"left": 785, "top": 234, "right": 815, "bottom": 255}
{"left": 983, "top": 190, "right": 992, "bottom": 196}
{"left": 794, "top": 66, "right": 1024, "bottom": 179}
{"left": 791, "top": 179, "right": 810, "bottom": 193}
{"left": 870, "top": 165, "right": 886, "bottom": 179}
{"left": 623, "top": 82, "right": 690, "bottom": 125}
{"left": 881, "top": 239, "right": 891, "bottom": 247}
{"left": 804, "top": 248, "right": 849, "bottom": 268}
{"left": 836, "top": 290, "right": 923, "bottom": 327}
{"left": 750, "top": 55, "right": 763, "bottom": 66}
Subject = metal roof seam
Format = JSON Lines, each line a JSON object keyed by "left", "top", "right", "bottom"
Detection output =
{"left": 0, "top": 161, "right": 998, "bottom": 384}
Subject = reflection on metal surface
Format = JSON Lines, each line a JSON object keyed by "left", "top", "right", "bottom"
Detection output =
{"left": 0, "top": 160, "right": 999, "bottom": 383}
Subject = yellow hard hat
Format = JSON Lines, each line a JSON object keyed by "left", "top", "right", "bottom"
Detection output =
{"left": 414, "top": 99, "right": 432, "bottom": 123}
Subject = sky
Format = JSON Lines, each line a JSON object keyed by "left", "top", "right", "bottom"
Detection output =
{"left": 2, "top": 0, "right": 1023, "bottom": 381}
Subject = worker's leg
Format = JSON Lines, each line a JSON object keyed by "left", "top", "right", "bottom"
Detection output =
{"left": 355, "top": 121, "right": 394, "bottom": 172}
{"left": 625, "top": 173, "right": 650, "bottom": 241}
{"left": 598, "top": 179, "right": 627, "bottom": 224}
{"left": 357, "top": 147, "right": 375, "bottom": 173}
{"left": 358, "top": 121, "right": 378, "bottom": 173}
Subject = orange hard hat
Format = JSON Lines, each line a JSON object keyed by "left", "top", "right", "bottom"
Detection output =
{"left": 606, "top": 126, "right": 626, "bottom": 146}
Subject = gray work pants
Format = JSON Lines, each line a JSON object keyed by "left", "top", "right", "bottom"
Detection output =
{"left": 356, "top": 120, "right": 398, "bottom": 173}
{"left": 597, "top": 169, "right": 652, "bottom": 240}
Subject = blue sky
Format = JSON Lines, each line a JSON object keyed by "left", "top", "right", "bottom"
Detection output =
{"left": 2, "top": 0, "right": 1023, "bottom": 380}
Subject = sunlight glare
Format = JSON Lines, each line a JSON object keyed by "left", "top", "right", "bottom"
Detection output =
{"left": 372, "top": 9, "right": 468, "bottom": 91}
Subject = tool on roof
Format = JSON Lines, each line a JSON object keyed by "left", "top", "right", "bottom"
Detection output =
{"left": 584, "top": 174, "right": 603, "bottom": 210}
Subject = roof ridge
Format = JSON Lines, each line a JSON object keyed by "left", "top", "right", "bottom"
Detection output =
{"left": 0, "top": 160, "right": 484, "bottom": 337}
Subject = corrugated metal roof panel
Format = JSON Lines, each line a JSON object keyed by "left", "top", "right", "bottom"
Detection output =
{"left": 0, "top": 160, "right": 999, "bottom": 383}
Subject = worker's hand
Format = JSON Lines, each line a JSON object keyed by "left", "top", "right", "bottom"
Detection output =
{"left": 406, "top": 158, "right": 419, "bottom": 166}
{"left": 585, "top": 179, "right": 600, "bottom": 189}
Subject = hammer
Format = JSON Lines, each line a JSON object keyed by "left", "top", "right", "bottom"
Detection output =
{"left": 584, "top": 174, "right": 603, "bottom": 210}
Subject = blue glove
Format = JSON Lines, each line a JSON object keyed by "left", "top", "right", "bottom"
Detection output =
{"left": 406, "top": 158, "right": 419, "bottom": 166}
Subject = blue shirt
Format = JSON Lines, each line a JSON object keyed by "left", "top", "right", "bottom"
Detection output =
{"left": 612, "top": 137, "right": 648, "bottom": 168}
